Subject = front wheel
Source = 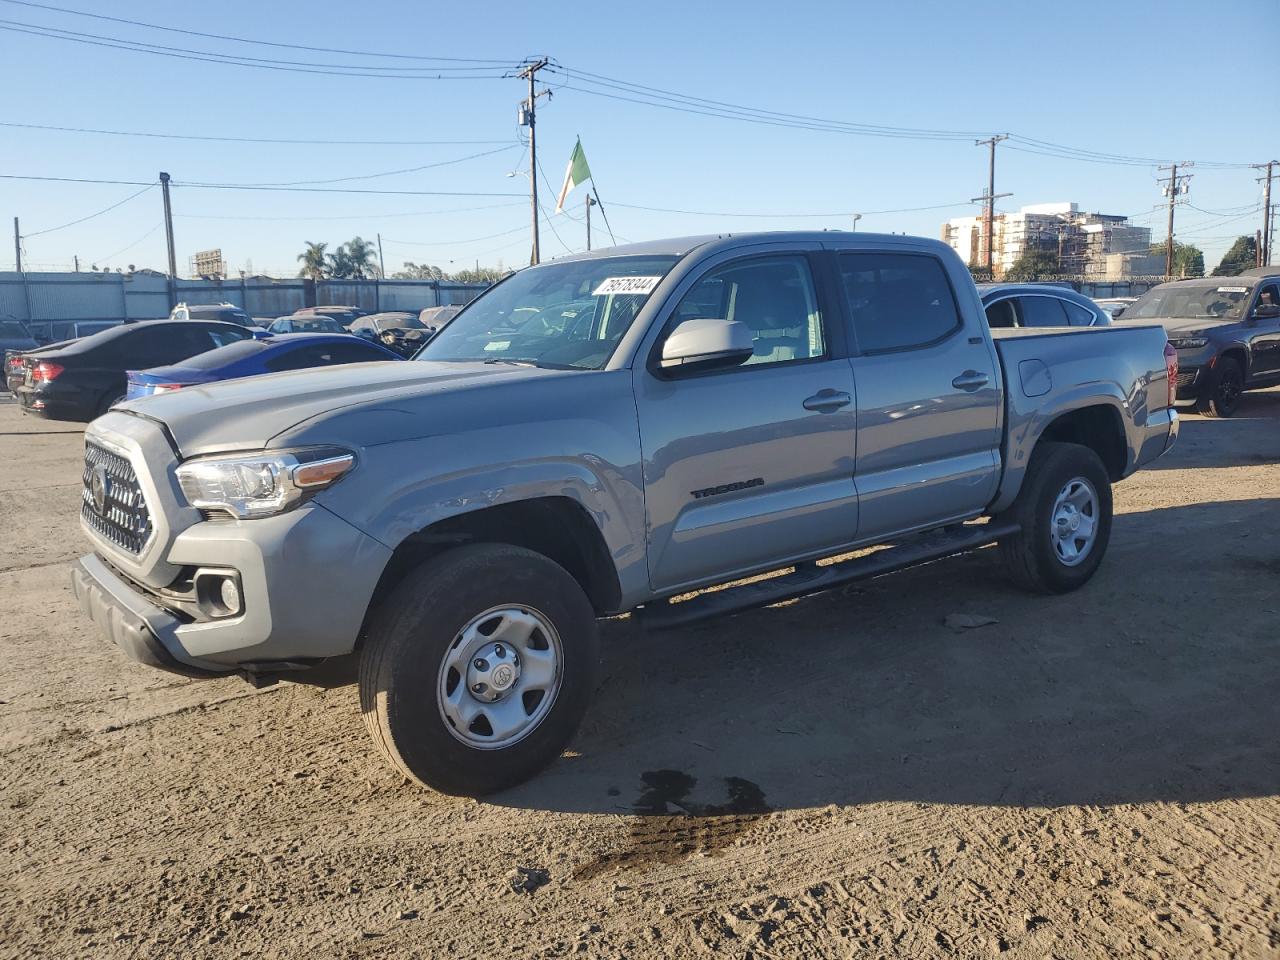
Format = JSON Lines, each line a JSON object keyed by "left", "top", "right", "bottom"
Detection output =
{"left": 359, "top": 543, "right": 599, "bottom": 795}
{"left": 998, "top": 441, "right": 1113, "bottom": 594}
{"left": 1196, "top": 357, "right": 1243, "bottom": 418}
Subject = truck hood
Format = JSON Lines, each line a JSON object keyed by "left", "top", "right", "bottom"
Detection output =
{"left": 1115, "top": 315, "right": 1231, "bottom": 337}
{"left": 116, "top": 360, "right": 565, "bottom": 455}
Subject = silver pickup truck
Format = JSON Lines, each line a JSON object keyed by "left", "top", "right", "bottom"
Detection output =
{"left": 71, "top": 233, "right": 1179, "bottom": 794}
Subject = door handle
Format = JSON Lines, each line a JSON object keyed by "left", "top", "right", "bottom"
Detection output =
{"left": 803, "top": 389, "right": 852, "bottom": 412}
{"left": 951, "top": 371, "right": 990, "bottom": 392}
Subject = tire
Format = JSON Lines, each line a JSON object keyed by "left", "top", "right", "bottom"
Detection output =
{"left": 997, "top": 441, "right": 1113, "bottom": 594}
{"left": 1196, "top": 357, "right": 1244, "bottom": 418}
{"left": 359, "top": 543, "right": 599, "bottom": 795}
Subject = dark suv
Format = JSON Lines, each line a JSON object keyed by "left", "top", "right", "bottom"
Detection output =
{"left": 1119, "top": 267, "right": 1280, "bottom": 417}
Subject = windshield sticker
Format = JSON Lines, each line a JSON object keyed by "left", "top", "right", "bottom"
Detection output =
{"left": 1217, "top": 286, "right": 1248, "bottom": 293}
{"left": 592, "top": 276, "right": 662, "bottom": 296}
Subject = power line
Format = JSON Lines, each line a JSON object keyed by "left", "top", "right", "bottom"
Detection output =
{"left": 0, "top": 174, "right": 525, "bottom": 197}
{"left": 20, "top": 182, "right": 155, "bottom": 237}
{"left": 0, "top": 20, "right": 513, "bottom": 79}
{"left": 382, "top": 224, "right": 531, "bottom": 247}
{"left": 90, "top": 221, "right": 163, "bottom": 265}
{"left": 0, "top": 0, "right": 519, "bottom": 63}
{"left": 608, "top": 199, "right": 975, "bottom": 218}
{"left": 0, "top": 119, "right": 514, "bottom": 146}
{"left": 224, "top": 144, "right": 519, "bottom": 187}
{"left": 176, "top": 201, "right": 528, "bottom": 222}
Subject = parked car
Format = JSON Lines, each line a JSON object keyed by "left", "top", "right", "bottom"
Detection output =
{"left": 418, "top": 305, "right": 463, "bottom": 338}
{"left": 293, "top": 305, "right": 366, "bottom": 328}
{"left": 268, "top": 314, "right": 350, "bottom": 335}
{"left": 70, "top": 232, "right": 1178, "bottom": 795}
{"left": 170, "top": 302, "right": 255, "bottom": 328}
{"left": 3, "top": 318, "right": 45, "bottom": 392}
{"left": 978, "top": 284, "right": 1112, "bottom": 328}
{"left": 125, "top": 333, "right": 402, "bottom": 400}
{"left": 1093, "top": 297, "right": 1139, "bottom": 320}
{"left": 1117, "top": 268, "right": 1280, "bottom": 416}
{"left": 349, "top": 312, "right": 433, "bottom": 357}
{"left": 11, "top": 319, "right": 251, "bottom": 420}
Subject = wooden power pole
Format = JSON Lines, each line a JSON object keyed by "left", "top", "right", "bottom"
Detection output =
{"left": 974, "top": 135, "right": 1009, "bottom": 276}
{"left": 1158, "top": 163, "right": 1192, "bottom": 278}
{"left": 1253, "top": 161, "right": 1276, "bottom": 267}
{"left": 159, "top": 171, "right": 177, "bottom": 304}
{"left": 517, "top": 58, "right": 551, "bottom": 265}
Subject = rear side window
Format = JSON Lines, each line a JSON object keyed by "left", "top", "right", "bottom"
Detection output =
{"left": 1018, "top": 296, "right": 1069, "bottom": 327}
{"left": 839, "top": 253, "right": 961, "bottom": 353}
{"left": 264, "top": 341, "right": 386, "bottom": 372}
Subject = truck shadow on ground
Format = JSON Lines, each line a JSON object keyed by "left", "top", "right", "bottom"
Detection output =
{"left": 495, "top": 497, "right": 1280, "bottom": 821}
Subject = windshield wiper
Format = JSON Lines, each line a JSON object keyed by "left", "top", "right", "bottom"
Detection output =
{"left": 483, "top": 357, "right": 539, "bottom": 367}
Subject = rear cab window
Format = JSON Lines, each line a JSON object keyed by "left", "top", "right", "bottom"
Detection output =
{"left": 838, "top": 252, "right": 961, "bottom": 353}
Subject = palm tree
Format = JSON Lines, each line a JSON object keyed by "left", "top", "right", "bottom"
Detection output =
{"left": 344, "top": 236, "right": 378, "bottom": 279}
{"left": 326, "top": 246, "right": 354, "bottom": 279}
{"left": 297, "top": 241, "right": 329, "bottom": 280}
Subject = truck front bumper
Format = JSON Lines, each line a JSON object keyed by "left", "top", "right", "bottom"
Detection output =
{"left": 72, "top": 504, "right": 393, "bottom": 677}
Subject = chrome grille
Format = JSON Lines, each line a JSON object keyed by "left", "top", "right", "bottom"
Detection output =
{"left": 82, "top": 441, "right": 153, "bottom": 555}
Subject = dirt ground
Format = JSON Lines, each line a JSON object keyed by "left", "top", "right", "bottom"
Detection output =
{"left": 1, "top": 391, "right": 1278, "bottom": 960}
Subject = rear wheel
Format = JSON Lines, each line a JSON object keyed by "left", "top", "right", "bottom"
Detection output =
{"left": 998, "top": 441, "right": 1112, "bottom": 594}
{"left": 1196, "top": 357, "right": 1244, "bottom": 418}
{"left": 359, "top": 543, "right": 599, "bottom": 795}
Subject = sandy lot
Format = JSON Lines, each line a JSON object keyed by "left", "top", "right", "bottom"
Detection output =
{"left": 0, "top": 392, "right": 1278, "bottom": 959}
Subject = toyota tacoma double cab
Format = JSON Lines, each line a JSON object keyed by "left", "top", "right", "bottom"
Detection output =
{"left": 70, "top": 233, "right": 1179, "bottom": 794}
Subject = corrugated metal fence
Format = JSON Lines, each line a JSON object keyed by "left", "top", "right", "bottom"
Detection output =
{"left": 0, "top": 271, "right": 489, "bottom": 340}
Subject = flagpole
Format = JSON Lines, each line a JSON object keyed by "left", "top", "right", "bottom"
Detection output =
{"left": 590, "top": 185, "right": 616, "bottom": 247}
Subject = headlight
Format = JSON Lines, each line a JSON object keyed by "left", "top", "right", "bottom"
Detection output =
{"left": 1169, "top": 337, "right": 1208, "bottom": 349}
{"left": 175, "top": 446, "right": 355, "bottom": 519}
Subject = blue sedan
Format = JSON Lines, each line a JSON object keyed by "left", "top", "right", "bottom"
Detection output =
{"left": 125, "top": 333, "right": 402, "bottom": 399}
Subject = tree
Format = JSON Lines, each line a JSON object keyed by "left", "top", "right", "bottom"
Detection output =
{"left": 1149, "top": 241, "right": 1204, "bottom": 278}
{"left": 394, "top": 261, "right": 447, "bottom": 280}
{"left": 1003, "top": 249, "right": 1060, "bottom": 282}
{"left": 326, "top": 245, "right": 354, "bottom": 279}
{"left": 343, "top": 236, "right": 378, "bottom": 279}
{"left": 450, "top": 265, "right": 508, "bottom": 283}
{"left": 1211, "top": 235, "right": 1258, "bottom": 277}
{"left": 297, "top": 241, "right": 329, "bottom": 280}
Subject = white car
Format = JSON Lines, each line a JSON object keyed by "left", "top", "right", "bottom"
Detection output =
{"left": 1093, "top": 297, "right": 1139, "bottom": 319}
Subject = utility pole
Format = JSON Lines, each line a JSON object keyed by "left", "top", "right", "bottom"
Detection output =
{"left": 1158, "top": 163, "right": 1193, "bottom": 278}
{"left": 73, "top": 254, "right": 79, "bottom": 273}
{"left": 1253, "top": 161, "right": 1276, "bottom": 267}
{"left": 851, "top": 213, "right": 862, "bottom": 232}
{"left": 585, "top": 193, "right": 596, "bottom": 250}
{"left": 974, "top": 135, "right": 1008, "bottom": 276}
{"left": 376, "top": 232, "right": 386, "bottom": 279}
{"left": 12, "top": 217, "right": 20, "bottom": 272}
{"left": 159, "top": 172, "right": 177, "bottom": 304}
{"left": 517, "top": 58, "right": 551, "bottom": 265}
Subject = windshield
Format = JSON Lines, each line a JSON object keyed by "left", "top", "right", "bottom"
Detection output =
{"left": 375, "top": 314, "right": 424, "bottom": 330}
{"left": 417, "top": 255, "right": 679, "bottom": 369}
{"left": 1125, "top": 283, "right": 1254, "bottom": 320}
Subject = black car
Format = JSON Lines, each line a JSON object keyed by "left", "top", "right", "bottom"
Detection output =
{"left": 170, "top": 302, "right": 256, "bottom": 328}
{"left": 1118, "top": 268, "right": 1280, "bottom": 417}
{"left": 10, "top": 319, "right": 252, "bottom": 421}
{"left": 294, "top": 304, "right": 366, "bottom": 328}
{"left": 976, "top": 283, "right": 1112, "bottom": 328}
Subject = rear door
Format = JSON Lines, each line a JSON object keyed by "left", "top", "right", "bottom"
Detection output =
{"left": 837, "top": 250, "right": 1002, "bottom": 541}
{"left": 635, "top": 249, "right": 859, "bottom": 592}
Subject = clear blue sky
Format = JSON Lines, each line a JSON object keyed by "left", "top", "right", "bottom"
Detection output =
{"left": 2, "top": 0, "right": 1277, "bottom": 276}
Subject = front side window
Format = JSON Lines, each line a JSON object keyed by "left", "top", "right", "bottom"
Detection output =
{"left": 840, "top": 253, "right": 960, "bottom": 353}
{"left": 419, "top": 255, "right": 678, "bottom": 369}
{"left": 985, "top": 300, "right": 1016, "bottom": 328}
{"left": 669, "top": 255, "right": 825, "bottom": 366}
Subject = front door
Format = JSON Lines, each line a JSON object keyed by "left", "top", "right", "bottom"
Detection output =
{"left": 837, "top": 250, "right": 1003, "bottom": 541}
{"left": 1247, "top": 281, "right": 1280, "bottom": 378}
{"left": 635, "top": 253, "right": 859, "bottom": 592}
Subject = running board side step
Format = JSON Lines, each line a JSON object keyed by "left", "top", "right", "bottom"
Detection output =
{"left": 637, "top": 521, "right": 1020, "bottom": 631}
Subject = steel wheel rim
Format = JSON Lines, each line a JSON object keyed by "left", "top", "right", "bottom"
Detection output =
{"left": 436, "top": 604, "right": 563, "bottom": 750}
{"left": 1049, "top": 476, "right": 1099, "bottom": 567}
{"left": 1217, "top": 371, "right": 1242, "bottom": 411}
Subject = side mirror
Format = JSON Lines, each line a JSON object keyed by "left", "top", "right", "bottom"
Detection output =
{"left": 1252, "top": 304, "right": 1280, "bottom": 319}
{"left": 1112, "top": 307, "right": 1126, "bottom": 319}
{"left": 660, "top": 318, "right": 754, "bottom": 372}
